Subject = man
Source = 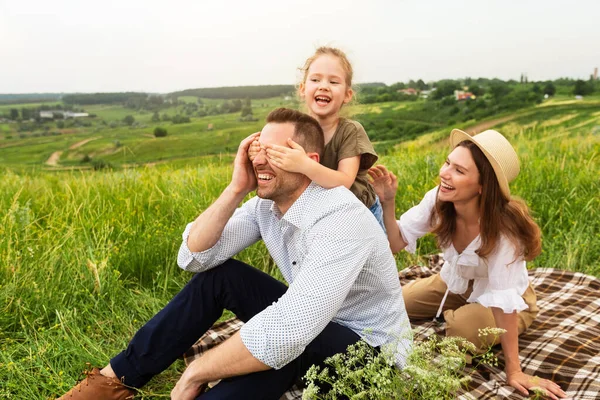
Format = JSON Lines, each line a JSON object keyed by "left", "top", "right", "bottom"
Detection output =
{"left": 59, "top": 108, "right": 411, "bottom": 400}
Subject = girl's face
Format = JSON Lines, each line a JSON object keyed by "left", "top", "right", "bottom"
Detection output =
{"left": 299, "top": 54, "right": 353, "bottom": 120}
{"left": 438, "top": 146, "right": 482, "bottom": 205}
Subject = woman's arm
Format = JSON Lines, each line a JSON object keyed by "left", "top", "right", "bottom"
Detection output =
{"left": 492, "top": 308, "right": 566, "bottom": 399}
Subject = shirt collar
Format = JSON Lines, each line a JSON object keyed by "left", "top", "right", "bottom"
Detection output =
{"left": 270, "top": 182, "right": 320, "bottom": 228}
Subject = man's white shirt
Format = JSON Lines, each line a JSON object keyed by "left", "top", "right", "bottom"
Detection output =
{"left": 177, "top": 183, "right": 412, "bottom": 369}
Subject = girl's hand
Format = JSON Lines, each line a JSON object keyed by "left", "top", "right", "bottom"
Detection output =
{"left": 247, "top": 133, "right": 261, "bottom": 162}
{"left": 368, "top": 165, "right": 398, "bottom": 204}
{"left": 265, "top": 138, "right": 310, "bottom": 174}
{"left": 506, "top": 371, "right": 566, "bottom": 400}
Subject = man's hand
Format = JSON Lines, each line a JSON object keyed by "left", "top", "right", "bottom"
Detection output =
{"left": 368, "top": 165, "right": 398, "bottom": 204}
{"left": 506, "top": 370, "right": 567, "bottom": 400}
{"left": 229, "top": 132, "right": 261, "bottom": 196}
{"left": 170, "top": 360, "right": 207, "bottom": 400}
{"left": 265, "top": 138, "right": 311, "bottom": 174}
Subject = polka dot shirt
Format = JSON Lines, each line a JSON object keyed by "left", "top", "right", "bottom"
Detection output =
{"left": 178, "top": 183, "right": 412, "bottom": 369}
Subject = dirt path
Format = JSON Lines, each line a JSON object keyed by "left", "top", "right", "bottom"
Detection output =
{"left": 45, "top": 151, "right": 62, "bottom": 166}
{"left": 69, "top": 137, "right": 100, "bottom": 150}
{"left": 462, "top": 115, "right": 517, "bottom": 134}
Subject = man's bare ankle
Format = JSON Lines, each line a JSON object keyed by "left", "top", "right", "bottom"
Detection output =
{"left": 100, "top": 363, "right": 118, "bottom": 379}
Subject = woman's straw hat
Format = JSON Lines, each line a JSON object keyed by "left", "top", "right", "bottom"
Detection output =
{"left": 450, "top": 129, "right": 520, "bottom": 198}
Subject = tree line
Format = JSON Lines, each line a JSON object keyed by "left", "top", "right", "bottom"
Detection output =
{"left": 169, "top": 85, "right": 294, "bottom": 100}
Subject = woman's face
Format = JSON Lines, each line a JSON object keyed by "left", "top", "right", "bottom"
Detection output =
{"left": 438, "top": 146, "right": 482, "bottom": 204}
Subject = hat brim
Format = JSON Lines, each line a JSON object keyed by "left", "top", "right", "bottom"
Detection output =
{"left": 449, "top": 129, "right": 511, "bottom": 198}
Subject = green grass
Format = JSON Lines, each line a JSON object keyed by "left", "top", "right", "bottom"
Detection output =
{"left": 0, "top": 100, "right": 599, "bottom": 398}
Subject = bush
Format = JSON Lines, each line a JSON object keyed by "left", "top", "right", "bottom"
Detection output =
{"left": 91, "top": 159, "right": 112, "bottom": 170}
{"left": 123, "top": 115, "right": 135, "bottom": 126}
{"left": 154, "top": 127, "right": 168, "bottom": 137}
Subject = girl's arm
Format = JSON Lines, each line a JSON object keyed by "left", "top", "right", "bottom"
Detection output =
{"left": 266, "top": 138, "right": 359, "bottom": 189}
{"left": 491, "top": 308, "right": 566, "bottom": 399}
{"left": 368, "top": 165, "right": 408, "bottom": 253}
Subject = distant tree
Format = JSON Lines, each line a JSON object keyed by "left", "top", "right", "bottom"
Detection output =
{"left": 21, "top": 108, "right": 32, "bottom": 120}
{"left": 56, "top": 120, "right": 65, "bottom": 129}
{"left": 92, "top": 159, "right": 112, "bottom": 170}
{"left": 219, "top": 100, "right": 232, "bottom": 114}
{"left": 489, "top": 83, "right": 511, "bottom": 101}
{"left": 123, "top": 115, "right": 135, "bottom": 125}
{"left": 154, "top": 127, "right": 168, "bottom": 137}
{"left": 543, "top": 82, "right": 556, "bottom": 96}
{"left": 416, "top": 79, "right": 427, "bottom": 90}
{"left": 148, "top": 95, "right": 164, "bottom": 108}
{"left": 432, "top": 81, "right": 460, "bottom": 99}
{"left": 10, "top": 109, "right": 19, "bottom": 120}
{"left": 231, "top": 99, "right": 243, "bottom": 112}
{"left": 573, "top": 80, "right": 593, "bottom": 96}
{"left": 469, "top": 84, "right": 484, "bottom": 96}
{"left": 240, "top": 105, "right": 253, "bottom": 118}
{"left": 151, "top": 111, "right": 160, "bottom": 122}
{"left": 171, "top": 115, "right": 190, "bottom": 124}
{"left": 162, "top": 113, "right": 171, "bottom": 121}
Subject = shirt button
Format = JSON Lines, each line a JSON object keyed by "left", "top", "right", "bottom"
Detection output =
{"left": 292, "top": 261, "right": 296, "bottom": 265}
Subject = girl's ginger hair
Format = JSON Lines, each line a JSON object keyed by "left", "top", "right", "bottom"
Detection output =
{"left": 430, "top": 141, "right": 542, "bottom": 261}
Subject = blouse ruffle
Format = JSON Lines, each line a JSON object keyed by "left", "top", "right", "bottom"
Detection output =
{"left": 398, "top": 186, "right": 531, "bottom": 313}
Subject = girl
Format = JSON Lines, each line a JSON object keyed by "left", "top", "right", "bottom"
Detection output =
{"left": 250, "top": 47, "right": 384, "bottom": 227}
{"left": 368, "top": 129, "right": 566, "bottom": 399}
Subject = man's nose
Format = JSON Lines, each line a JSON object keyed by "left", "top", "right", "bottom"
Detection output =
{"left": 253, "top": 148, "right": 268, "bottom": 165}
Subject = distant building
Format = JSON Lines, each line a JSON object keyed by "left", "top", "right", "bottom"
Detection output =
{"left": 594, "top": 67, "right": 598, "bottom": 80}
{"left": 64, "top": 112, "right": 89, "bottom": 118}
{"left": 398, "top": 88, "right": 418, "bottom": 96}
{"left": 575, "top": 95, "right": 584, "bottom": 100}
{"left": 40, "top": 111, "right": 54, "bottom": 119}
{"left": 420, "top": 89, "right": 435, "bottom": 99}
{"left": 454, "top": 90, "right": 476, "bottom": 101}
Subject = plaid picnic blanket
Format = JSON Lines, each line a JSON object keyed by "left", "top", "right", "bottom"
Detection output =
{"left": 184, "top": 255, "right": 600, "bottom": 399}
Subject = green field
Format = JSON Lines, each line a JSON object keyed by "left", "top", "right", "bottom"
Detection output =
{"left": 0, "top": 97, "right": 599, "bottom": 398}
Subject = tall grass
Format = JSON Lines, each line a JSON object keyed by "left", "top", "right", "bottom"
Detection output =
{"left": 0, "top": 107, "right": 598, "bottom": 398}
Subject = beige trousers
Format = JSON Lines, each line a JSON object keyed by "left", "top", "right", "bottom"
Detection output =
{"left": 402, "top": 273, "right": 538, "bottom": 351}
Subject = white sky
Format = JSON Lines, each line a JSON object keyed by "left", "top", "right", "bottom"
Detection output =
{"left": 1, "top": 0, "right": 599, "bottom": 93}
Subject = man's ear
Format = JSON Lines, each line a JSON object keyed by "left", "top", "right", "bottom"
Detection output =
{"left": 306, "top": 152, "right": 320, "bottom": 164}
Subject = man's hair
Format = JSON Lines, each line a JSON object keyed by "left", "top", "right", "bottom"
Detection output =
{"left": 266, "top": 108, "right": 324, "bottom": 157}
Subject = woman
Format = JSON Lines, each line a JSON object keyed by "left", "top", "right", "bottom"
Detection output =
{"left": 369, "top": 129, "right": 566, "bottom": 399}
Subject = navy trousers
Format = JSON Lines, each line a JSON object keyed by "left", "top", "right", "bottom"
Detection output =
{"left": 110, "top": 259, "right": 361, "bottom": 399}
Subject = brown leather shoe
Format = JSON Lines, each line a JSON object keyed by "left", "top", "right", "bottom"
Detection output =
{"left": 57, "top": 367, "right": 135, "bottom": 400}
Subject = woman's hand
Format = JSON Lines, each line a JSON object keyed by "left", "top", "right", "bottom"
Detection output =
{"left": 506, "top": 370, "right": 567, "bottom": 399}
{"left": 368, "top": 165, "right": 398, "bottom": 204}
{"left": 265, "top": 138, "right": 310, "bottom": 173}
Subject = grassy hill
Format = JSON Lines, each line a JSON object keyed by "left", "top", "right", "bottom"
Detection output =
{"left": 0, "top": 98, "right": 598, "bottom": 397}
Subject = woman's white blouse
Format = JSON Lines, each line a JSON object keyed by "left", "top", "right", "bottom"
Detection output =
{"left": 398, "top": 187, "right": 530, "bottom": 313}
